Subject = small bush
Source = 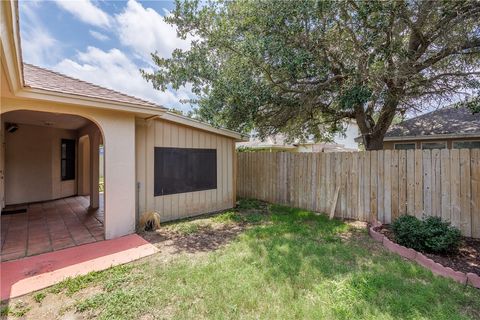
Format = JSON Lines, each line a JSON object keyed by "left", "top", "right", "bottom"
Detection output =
{"left": 422, "top": 217, "right": 462, "bottom": 254}
{"left": 391, "top": 215, "right": 462, "bottom": 254}
{"left": 391, "top": 215, "right": 425, "bottom": 251}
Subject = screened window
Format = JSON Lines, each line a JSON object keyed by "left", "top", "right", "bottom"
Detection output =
{"left": 394, "top": 143, "right": 416, "bottom": 150}
{"left": 61, "top": 139, "right": 75, "bottom": 181}
{"left": 453, "top": 141, "right": 480, "bottom": 149}
{"left": 421, "top": 142, "right": 446, "bottom": 150}
{"left": 154, "top": 147, "right": 217, "bottom": 196}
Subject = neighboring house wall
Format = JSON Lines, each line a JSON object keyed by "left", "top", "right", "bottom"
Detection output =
{"left": 334, "top": 122, "right": 360, "bottom": 150}
{"left": 384, "top": 136, "right": 480, "bottom": 150}
{"left": 4, "top": 123, "right": 77, "bottom": 204}
{"left": 136, "top": 119, "right": 236, "bottom": 223}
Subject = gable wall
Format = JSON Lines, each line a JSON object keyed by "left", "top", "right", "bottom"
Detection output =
{"left": 136, "top": 118, "right": 236, "bottom": 223}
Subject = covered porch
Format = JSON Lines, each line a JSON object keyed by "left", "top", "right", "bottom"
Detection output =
{"left": 1, "top": 196, "right": 104, "bottom": 261}
{"left": 1, "top": 110, "right": 106, "bottom": 261}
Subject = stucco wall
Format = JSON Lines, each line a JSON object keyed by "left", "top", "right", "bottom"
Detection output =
{"left": 1, "top": 99, "right": 137, "bottom": 240}
{"left": 137, "top": 118, "right": 236, "bottom": 223}
{"left": 4, "top": 123, "right": 77, "bottom": 204}
{"left": 78, "top": 135, "right": 90, "bottom": 196}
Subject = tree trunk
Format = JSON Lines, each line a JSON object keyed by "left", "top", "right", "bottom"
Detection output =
{"left": 364, "top": 134, "right": 385, "bottom": 150}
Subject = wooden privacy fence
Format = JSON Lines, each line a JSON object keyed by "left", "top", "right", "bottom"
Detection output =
{"left": 236, "top": 149, "right": 480, "bottom": 238}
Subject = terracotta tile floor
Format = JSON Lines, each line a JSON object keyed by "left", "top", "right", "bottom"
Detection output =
{"left": 1, "top": 196, "right": 104, "bottom": 262}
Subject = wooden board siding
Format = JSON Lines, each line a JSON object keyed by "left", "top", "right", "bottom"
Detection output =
{"left": 137, "top": 119, "right": 236, "bottom": 223}
{"left": 237, "top": 149, "right": 480, "bottom": 238}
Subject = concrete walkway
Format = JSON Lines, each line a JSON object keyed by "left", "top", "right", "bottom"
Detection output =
{"left": 0, "top": 234, "right": 158, "bottom": 300}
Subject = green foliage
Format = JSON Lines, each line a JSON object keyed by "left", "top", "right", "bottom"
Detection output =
{"left": 458, "top": 95, "right": 480, "bottom": 114}
{"left": 143, "top": 0, "right": 480, "bottom": 149}
{"left": 65, "top": 204, "right": 479, "bottom": 319}
{"left": 0, "top": 306, "right": 9, "bottom": 316}
{"left": 167, "top": 221, "right": 201, "bottom": 235}
{"left": 391, "top": 215, "right": 425, "bottom": 251}
{"left": 392, "top": 215, "right": 462, "bottom": 254}
{"left": 0, "top": 303, "right": 31, "bottom": 317}
{"left": 212, "top": 210, "right": 242, "bottom": 223}
{"left": 33, "top": 292, "right": 46, "bottom": 303}
{"left": 51, "top": 265, "right": 134, "bottom": 296}
{"left": 236, "top": 198, "right": 264, "bottom": 210}
{"left": 339, "top": 86, "right": 372, "bottom": 110}
{"left": 422, "top": 217, "right": 462, "bottom": 254}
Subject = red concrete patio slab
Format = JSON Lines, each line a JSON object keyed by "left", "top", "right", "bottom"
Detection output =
{"left": 1, "top": 196, "right": 104, "bottom": 262}
{"left": 0, "top": 234, "right": 158, "bottom": 301}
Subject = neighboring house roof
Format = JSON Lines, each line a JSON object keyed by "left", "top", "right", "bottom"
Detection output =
{"left": 384, "top": 106, "right": 480, "bottom": 141}
{"left": 23, "top": 63, "right": 164, "bottom": 109}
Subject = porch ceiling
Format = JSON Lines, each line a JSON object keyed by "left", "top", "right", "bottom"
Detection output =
{"left": 2, "top": 110, "right": 91, "bottom": 130}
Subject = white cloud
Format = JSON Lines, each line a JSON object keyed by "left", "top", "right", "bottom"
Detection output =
{"left": 89, "top": 30, "right": 109, "bottom": 41}
{"left": 115, "top": 0, "right": 192, "bottom": 62}
{"left": 19, "top": 1, "right": 61, "bottom": 66}
{"left": 54, "top": 0, "right": 111, "bottom": 28}
{"left": 55, "top": 46, "right": 194, "bottom": 110}
{"left": 19, "top": 0, "right": 196, "bottom": 110}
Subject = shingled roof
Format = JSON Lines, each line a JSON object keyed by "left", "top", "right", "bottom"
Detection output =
{"left": 23, "top": 63, "right": 164, "bottom": 109}
{"left": 385, "top": 106, "right": 480, "bottom": 139}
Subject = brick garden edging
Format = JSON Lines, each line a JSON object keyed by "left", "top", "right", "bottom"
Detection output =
{"left": 368, "top": 221, "right": 480, "bottom": 289}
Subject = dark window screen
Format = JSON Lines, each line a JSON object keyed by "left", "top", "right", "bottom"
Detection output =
{"left": 154, "top": 147, "right": 217, "bottom": 196}
{"left": 61, "top": 139, "right": 75, "bottom": 181}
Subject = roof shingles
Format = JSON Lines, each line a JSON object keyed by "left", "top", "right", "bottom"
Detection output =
{"left": 385, "top": 106, "right": 480, "bottom": 138}
{"left": 23, "top": 63, "right": 164, "bottom": 109}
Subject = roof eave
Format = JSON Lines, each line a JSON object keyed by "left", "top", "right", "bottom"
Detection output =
{"left": 159, "top": 112, "right": 247, "bottom": 141}
{"left": 1, "top": 0, "right": 24, "bottom": 93}
{"left": 15, "top": 87, "right": 167, "bottom": 116}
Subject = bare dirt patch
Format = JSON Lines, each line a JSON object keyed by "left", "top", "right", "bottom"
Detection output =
{"left": 140, "top": 222, "right": 246, "bottom": 255}
{"left": 377, "top": 225, "right": 480, "bottom": 275}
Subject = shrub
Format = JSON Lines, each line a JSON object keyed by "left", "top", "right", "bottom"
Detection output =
{"left": 422, "top": 216, "right": 462, "bottom": 254}
{"left": 391, "top": 215, "right": 462, "bottom": 254}
{"left": 391, "top": 215, "right": 425, "bottom": 251}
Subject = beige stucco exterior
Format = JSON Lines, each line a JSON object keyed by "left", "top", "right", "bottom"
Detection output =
{"left": 1, "top": 99, "right": 138, "bottom": 239}
{"left": 1, "top": 0, "right": 244, "bottom": 241}
{"left": 4, "top": 123, "right": 77, "bottom": 204}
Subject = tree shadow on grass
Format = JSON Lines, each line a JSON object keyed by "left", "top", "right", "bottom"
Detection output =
{"left": 241, "top": 204, "right": 480, "bottom": 320}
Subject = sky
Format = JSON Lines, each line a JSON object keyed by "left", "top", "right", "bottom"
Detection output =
{"left": 19, "top": 0, "right": 195, "bottom": 111}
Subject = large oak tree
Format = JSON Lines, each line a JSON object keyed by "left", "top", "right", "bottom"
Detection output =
{"left": 143, "top": 0, "right": 480, "bottom": 149}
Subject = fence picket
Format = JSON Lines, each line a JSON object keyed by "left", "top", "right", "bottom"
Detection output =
{"left": 236, "top": 149, "right": 480, "bottom": 237}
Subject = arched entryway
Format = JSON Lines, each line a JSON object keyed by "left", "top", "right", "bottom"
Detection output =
{"left": 0, "top": 110, "right": 106, "bottom": 261}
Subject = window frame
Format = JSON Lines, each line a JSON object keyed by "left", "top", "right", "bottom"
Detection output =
{"left": 393, "top": 142, "right": 416, "bottom": 150}
{"left": 61, "top": 139, "right": 76, "bottom": 181}
{"left": 452, "top": 140, "right": 480, "bottom": 149}
{"left": 420, "top": 141, "right": 447, "bottom": 150}
{"left": 154, "top": 147, "right": 217, "bottom": 196}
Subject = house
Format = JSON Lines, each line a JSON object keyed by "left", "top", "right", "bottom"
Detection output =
{"left": 237, "top": 121, "right": 360, "bottom": 152}
{"left": 383, "top": 106, "right": 480, "bottom": 150}
{"left": 0, "top": 0, "right": 245, "bottom": 250}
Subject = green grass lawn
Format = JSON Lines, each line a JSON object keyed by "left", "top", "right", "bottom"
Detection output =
{"left": 3, "top": 200, "right": 480, "bottom": 319}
